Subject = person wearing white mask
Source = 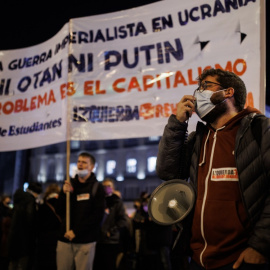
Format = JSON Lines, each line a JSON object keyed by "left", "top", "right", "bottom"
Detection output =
{"left": 56, "top": 152, "right": 105, "bottom": 270}
{"left": 156, "top": 68, "right": 270, "bottom": 270}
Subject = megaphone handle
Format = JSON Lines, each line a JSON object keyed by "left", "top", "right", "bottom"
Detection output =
{"left": 172, "top": 222, "right": 183, "bottom": 250}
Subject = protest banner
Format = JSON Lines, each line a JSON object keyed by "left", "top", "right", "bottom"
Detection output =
{"left": 0, "top": 0, "right": 265, "bottom": 151}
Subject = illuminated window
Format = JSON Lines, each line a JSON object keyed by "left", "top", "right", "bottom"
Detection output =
{"left": 148, "top": 136, "right": 160, "bottom": 141}
{"left": 106, "top": 160, "right": 116, "bottom": 175}
{"left": 116, "top": 175, "right": 124, "bottom": 181}
{"left": 69, "top": 163, "right": 77, "bottom": 177}
{"left": 71, "top": 141, "right": 80, "bottom": 149}
{"left": 126, "top": 158, "right": 137, "bottom": 173}
{"left": 147, "top": 156, "right": 157, "bottom": 173}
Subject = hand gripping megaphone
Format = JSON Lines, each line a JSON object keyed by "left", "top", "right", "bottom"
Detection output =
{"left": 148, "top": 179, "right": 195, "bottom": 248}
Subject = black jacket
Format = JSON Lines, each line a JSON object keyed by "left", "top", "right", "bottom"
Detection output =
{"left": 7, "top": 189, "right": 39, "bottom": 259}
{"left": 99, "top": 193, "right": 128, "bottom": 245}
{"left": 156, "top": 111, "right": 270, "bottom": 259}
{"left": 36, "top": 197, "right": 61, "bottom": 270}
{"left": 57, "top": 173, "right": 106, "bottom": 244}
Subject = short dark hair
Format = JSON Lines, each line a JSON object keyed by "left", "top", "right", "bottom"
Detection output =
{"left": 198, "top": 68, "right": 247, "bottom": 111}
{"left": 103, "top": 178, "right": 115, "bottom": 189}
{"left": 28, "top": 181, "right": 42, "bottom": 194}
{"left": 78, "top": 151, "right": 96, "bottom": 165}
{"left": 43, "top": 183, "right": 61, "bottom": 200}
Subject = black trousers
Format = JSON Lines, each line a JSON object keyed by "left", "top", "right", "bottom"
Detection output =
{"left": 93, "top": 243, "right": 119, "bottom": 270}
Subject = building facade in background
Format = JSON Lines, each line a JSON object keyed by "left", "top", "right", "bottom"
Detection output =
{"left": 0, "top": 137, "right": 163, "bottom": 201}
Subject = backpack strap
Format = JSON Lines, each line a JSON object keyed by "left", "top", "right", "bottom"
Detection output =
{"left": 251, "top": 113, "right": 266, "bottom": 147}
{"left": 250, "top": 113, "right": 268, "bottom": 176}
{"left": 92, "top": 181, "right": 99, "bottom": 198}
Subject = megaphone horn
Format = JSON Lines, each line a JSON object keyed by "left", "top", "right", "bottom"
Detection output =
{"left": 148, "top": 179, "right": 195, "bottom": 226}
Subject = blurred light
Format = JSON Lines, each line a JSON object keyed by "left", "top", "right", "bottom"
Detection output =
{"left": 93, "top": 162, "right": 98, "bottom": 173}
{"left": 106, "top": 160, "right": 116, "bottom": 175}
{"left": 37, "top": 174, "right": 46, "bottom": 183}
{"left": 97, "top": 171, "right": 104, "bottom": 182}
{"left": 56, "top": 173, "right": 64, "bottom": 181}
{"left": 23, "top": 182, "right": 29, "bottom": 191}
{"left": 126, "top": 158, "right": 137, "bottom": 173}
{"left": 71, "top": 141, "right": 80, "bottom": 149}
{"left": 116, "top": 175, "right": 124, "bottom": 181}
{"left": 147, "top": 156, "right": 157, "bottom": 172}
{"left": 137, "top": 171, "right": 145, "bottom": 180}
{"left": 69, "top": 163, "right": 77, "bottom": 178}
{"left": 148, "top": 136, "right": 160, "bottom": 141}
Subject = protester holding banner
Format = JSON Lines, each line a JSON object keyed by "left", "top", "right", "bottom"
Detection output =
{"left": 56, "top": 152, "right": 105, "bottom": 270}
{"left": 156, "top": 68, "right": 270, "bottom": 269}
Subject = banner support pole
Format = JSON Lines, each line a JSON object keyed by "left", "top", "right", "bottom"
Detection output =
{"left": 66, "top": 139, "right": 71, "bottom": 232}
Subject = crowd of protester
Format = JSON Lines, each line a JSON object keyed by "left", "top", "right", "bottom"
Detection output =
{"left": 0, "top": 177, "right": 183, "bottom": 270}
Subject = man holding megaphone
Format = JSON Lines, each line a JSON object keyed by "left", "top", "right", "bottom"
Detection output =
{"left": 155, "top": 68, "right": 270, "bottom": 270}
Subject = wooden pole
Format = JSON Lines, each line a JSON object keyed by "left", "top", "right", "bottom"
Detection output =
{"left": 65, "top": 77, "right": 72, "bottom": 232}
{"left": 66, "top": 139, "right": 71, "bottom": 232}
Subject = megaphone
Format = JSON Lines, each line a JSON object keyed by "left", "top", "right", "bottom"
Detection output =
{"left": 148, "top": 179, "right": 195, "bottom": 226}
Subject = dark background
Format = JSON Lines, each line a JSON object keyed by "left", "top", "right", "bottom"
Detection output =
{"left": 0, "top": 1, "right": 161, "bottom": 50}
{"left": 0, "top": 0, "right": 269, "bottom": 104}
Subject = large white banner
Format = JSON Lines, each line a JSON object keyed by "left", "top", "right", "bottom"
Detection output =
{"left": 0, "top": 24, "right": 69, "bottom": 151}
{"left": 0, "top": 0, "right": 264, "bottom": 151}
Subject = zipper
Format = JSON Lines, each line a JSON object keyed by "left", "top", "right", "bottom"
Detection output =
{"left": 199, "top": 126, "right": 225, "bottom": 267}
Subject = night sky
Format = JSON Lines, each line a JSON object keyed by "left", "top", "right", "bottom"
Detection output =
{"left": 0, "top": 1, "right": 161, "bottom": 50}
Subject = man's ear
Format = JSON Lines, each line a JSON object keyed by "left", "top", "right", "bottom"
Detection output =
{"left": 89, "top": 164, "right": 95, "bottom": 172}
{"left": 224, "top": 87, "right": 234, "bottom": 97}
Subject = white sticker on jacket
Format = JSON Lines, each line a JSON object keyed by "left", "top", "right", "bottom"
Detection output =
{"left": 77, "top": 193, "right": 90, "bottom": 201}
{"left": 211, "top": 167, "right": 239, "bottom": 181}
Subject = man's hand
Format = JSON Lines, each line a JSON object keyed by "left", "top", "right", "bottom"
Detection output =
{"left": 64, "top": 230, "right": 76, "bottom": 241}
{"left": 63, "top": 181, "right": 73, "bottom": 193}
{"left": 233, "top": 247, "right": 267, "bottom": 269}
{"left": 176, "top": 95, "right": 196, "bottom": 122}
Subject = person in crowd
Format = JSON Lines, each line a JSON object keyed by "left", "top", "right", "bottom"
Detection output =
{"left": 93, "top": 178, "right": 129, "bottom": 270}
{"left": 113, "top": 189, "right": 122, "bottom": 199}
{"left": 130, "top": 193, "right": 149, "bottom": 269}
{"left": 131, "top": 198, "right": 141, "bottom": 219}
{"left": 56, "top": 152, "right": 105, "bottom": 270}
{"left": 156, "top": 68, "right": 270, "bottom": 269}
{"left": 119, "top": 197, "right": 142, "bottom": 270}
{"left": 132, "top": 195, "right": 146, "bottom": 252}
{"left": 134, "top": 194, "right": 173, "bottom": 270}
{"left": 0, "top": 195, "right": 12, "bottom": 270}
{"left": 170, "top": 223, "right": 190, "bottom": 270}
{"left": 36, "top": 183, "right": 61, "bottom": 270}
{"left": 8, "top": 182, "right": 42, "bottom": 270}
{"left": 116, "top": 209, "right": 133, "bottom": 270}
{"left": 111, "top": 184, "right": 133, "bottom": 270}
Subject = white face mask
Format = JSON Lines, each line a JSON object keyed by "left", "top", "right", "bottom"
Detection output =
{"left": 194, "top": 89, "right": 226, "bottom": 119}
{"left": 77, "top": 169, "right": 89, "bottom": 178}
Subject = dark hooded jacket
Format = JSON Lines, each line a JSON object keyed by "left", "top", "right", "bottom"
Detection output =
{"left": 99, "top": 193, "right": 128, "bottom": 245}
{"left": 7, "top": 189, "right": 39, "bottom": 260}
{"left": 57, "top": 173, "right": 106, "bottom": 244}
{"left": 156, "top": 108, "right": 270, "bottom": 264}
